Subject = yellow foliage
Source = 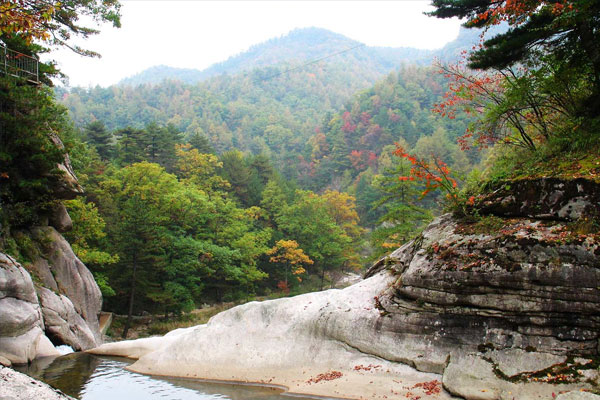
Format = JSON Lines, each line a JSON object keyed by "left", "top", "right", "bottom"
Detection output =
{"left": 267, "top": 239, "right": 313, "bottom": 266}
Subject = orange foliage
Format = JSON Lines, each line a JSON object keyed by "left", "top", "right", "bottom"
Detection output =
{"left": 0, "top": 0, "right": 55, "bottom": 43}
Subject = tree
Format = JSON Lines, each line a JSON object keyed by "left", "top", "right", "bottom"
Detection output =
{"left": 187, "top": 131, "right": 214, "bottom": 154}
{"left": 63, "top": 198, "right": 118, "bottom": 297}
{"left": 260, "top": 179, "right": 288, "bottom": 223}
{"left": 0, "top": 0, "right": 121, "bottom": 57}
{"left": 267, "top": 239, "right": 313, "bottom": 291}
{"left": 219, "top": 150, "right": 252, "bottom": 206}
{"left": 0, "top": 80, "right": 67, "bottom": 229}
{"left": 277, "top": 190, "right": 352, "bottom": 290}
{"left": 98, "top": 162, "right": 176, "bottom": 337}
{"left": 115, "top": 127, "right": 148, "bottom": 165}
{"left": 371, "top": 150, "right": 431, "bottom": 257}
{"left": 175, "top": 144, "right": 229, "bottom": 192}
{"left": 84, "top": 120, "right": 113, "bottom": 160}
{"left": 429, "top": 0, "right": 600, "bottom": 116}
{"left": 145, "top": 122, "right": 183, "bottom": 172}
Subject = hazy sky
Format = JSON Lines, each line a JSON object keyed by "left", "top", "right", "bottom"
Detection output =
{"left": 48, "top": 1, "right": 463, "bottom": 88}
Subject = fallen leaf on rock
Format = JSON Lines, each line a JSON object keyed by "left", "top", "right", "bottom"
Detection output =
{"left": 306, "top": 371, "right": 343, "bottom": 384}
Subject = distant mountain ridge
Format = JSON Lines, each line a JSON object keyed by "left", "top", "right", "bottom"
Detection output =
{"left": 118, "top": 27, "right": 467, "bottom": 86}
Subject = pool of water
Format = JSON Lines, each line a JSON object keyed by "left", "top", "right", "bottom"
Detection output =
{"left": 16, "top": 353, "right": 314, "bottom": 400}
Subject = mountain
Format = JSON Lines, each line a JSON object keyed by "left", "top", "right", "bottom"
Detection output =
{"left": 118, "top": 27, "right": 437, "bottom": 86}
{"left": 60, "top": 26, "right": 487, "bottom": 185}
{"left": 118, "top": 26, "right": 500, "bottom": 87}
{"left": 118, "top": 65, "right": 209, "bottom": 86}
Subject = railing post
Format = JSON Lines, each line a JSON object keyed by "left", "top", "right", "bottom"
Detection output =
{"left": 0, "top": 45, "right": 40, "bottom": 84}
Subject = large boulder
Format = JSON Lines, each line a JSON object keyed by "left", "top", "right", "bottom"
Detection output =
{"left": 48, "top": 203, "right": 73, "bottom": 233}
{"left": 91, "top": 274, "right": 456, "bottom": 400}
{"left": 477, "top": 178, "right": 600, "bottom": 220}
{"left": 38, "top": 287, "right": 98, "bottom": 351}
{"left": 368, "top": 213, "right": 600, "bottom": 361}
{"left": 0, "top": 226, "right": 103, "bottom": 363}
{"left": 0, "top": 253, "right": 59, "bottom": 364}
{"left": 30, "top": 226, "right": 102, "bottom": 345}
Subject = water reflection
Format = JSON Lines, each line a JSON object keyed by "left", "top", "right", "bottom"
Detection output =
{"left": 16, "top": 353, "right": 312, "bottom": 400}
{"left": 16, "top": 352, "right": 101, "bottom": 397}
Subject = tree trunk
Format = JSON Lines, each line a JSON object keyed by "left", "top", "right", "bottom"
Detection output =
{"left": 319, "top": 267, "right": 325, "bottom": 291}
{"left": 122, "top": 252, "right": 138, "bottom": 338}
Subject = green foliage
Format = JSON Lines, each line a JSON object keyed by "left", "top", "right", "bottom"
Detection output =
{"left": 0, "top": 77, "right": 69, "bottom": 228}
{"left": 87, "top": 160, "right": 275, "bottom": 314}
{"left": 84, "top": 121, "right": 113, "bottom": 160}
{"left": 0, "top": 0, "right": 121, "bottom": 58}
{"left": 370, "top": 148, "right": 432, "bottom": 257}
{"left": 187, "top": 131, "right": 214, "bottom": 154}
{"left": 10, "top": 231, "right": 39, "bottom": 264}
{"left": 276, "top": 190, "right": 353, "bottom": 288}
{"left": 64, "top": 197, "right": 118, "bottom": 266}
{"left": 93, "top": 272, "right": 116, "bottom": 297}
{"left": 431, "top": 0, "right": 600, "bottom": 117}
{"left": 481, "top": 139, "right": 600, "bottom": 186}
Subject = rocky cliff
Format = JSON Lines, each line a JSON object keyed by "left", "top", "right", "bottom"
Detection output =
{"left": 91, "top": 178, "right": 599, "bottom": 399}
{"left": 0, "top": 137, "right": 103, "bottom": 365}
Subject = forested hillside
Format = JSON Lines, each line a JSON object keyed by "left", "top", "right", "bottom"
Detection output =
{"left": 119, "top": 27, "right": 431, "bottom": 86}
{"left": 118, "top": 27, "right": 498, "bottom": 87}
{"left": 6, "top": 23, "right": 496, "bottom": 323}
{"left": 57, "top": 27, "right": 488, "bottom": 267}
{"left": 59, "top": 26, "right": 490, "bottom": 182}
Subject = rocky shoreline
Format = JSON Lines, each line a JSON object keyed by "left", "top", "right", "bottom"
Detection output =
{"left": 0, "top": 365, "right": 75, "bottom": 400}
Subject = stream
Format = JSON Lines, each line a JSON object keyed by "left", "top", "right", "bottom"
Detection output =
{"left": 15, "top": 352, "right": 315, "bottom": 400}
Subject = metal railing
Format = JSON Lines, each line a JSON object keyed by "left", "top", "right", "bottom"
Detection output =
{"left": 0, "top": 44, "right": 40, "bottom": 84}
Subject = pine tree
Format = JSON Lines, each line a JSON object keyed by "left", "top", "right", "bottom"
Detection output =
{"left": 84, "top": 121, "right": 113, "bottom": 161}
{"left": 115, "top": 127, "right": 149, "bottom": 166}
{"left": 188, "top": 132, "right": 215, "bottom": 154}
{"left": 370, "top": 155, "right": 431, "bottom": 258}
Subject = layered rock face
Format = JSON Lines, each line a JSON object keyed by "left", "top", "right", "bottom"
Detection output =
{"left": 91, "top": 177, "right": 599, "bottom": 400}
{"left": 367, "top": 213, "right": 599, "bottom": 365}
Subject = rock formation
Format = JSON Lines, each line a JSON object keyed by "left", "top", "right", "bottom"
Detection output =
{"left": 91, "top": 177, "right": 599, "bottom": 400}
{"left": 0, "top": 134, "right": 102, "bottom": 364}
{"left": 0, "top": 232, "right": 103, "bottom": 364}
{"left": 0, "top": 365, "right": 75, "bottom": 400}
{"left": 0, "top": 253, "right": 59, "bottom": 364}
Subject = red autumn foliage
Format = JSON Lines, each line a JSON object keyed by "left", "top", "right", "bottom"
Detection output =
{"left": 306, "top": 371, "right": 343, "bottom": 384}
{"left": 350, "top": 150, "right": 378, "bottom": 171}
{"left": 360, "top": 112, "right": 371, "bottom": 125}
{"left": 341, "top": 111, "right": 357, "bottom": 133}
{"left": 276, "top": 280, "right": 290, "bottom": 293}
{"left": 432, "top": 57, "right": 505, "bottom": 150}
{"left": 468, "top": 0, "right": 574, "bottom": 26}
{"left": 393, "top": 143, "right": 457, "bottom": 199}
{"left": 353, "top": 364, "right": 382, "bottom": 372}
{"left": 412, "top": 380, "right": 442, "bottom": 395}
{"left": 387, "top": 108, "right": 401, "bottom": 122}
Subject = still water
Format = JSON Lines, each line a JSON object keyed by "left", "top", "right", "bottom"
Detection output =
{"left": 16, "top": 353, "right": 314, "bottom": 400}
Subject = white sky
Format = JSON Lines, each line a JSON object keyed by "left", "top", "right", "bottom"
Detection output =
{"left": 47, "top": 1, "right": 462, "bottom": 88}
